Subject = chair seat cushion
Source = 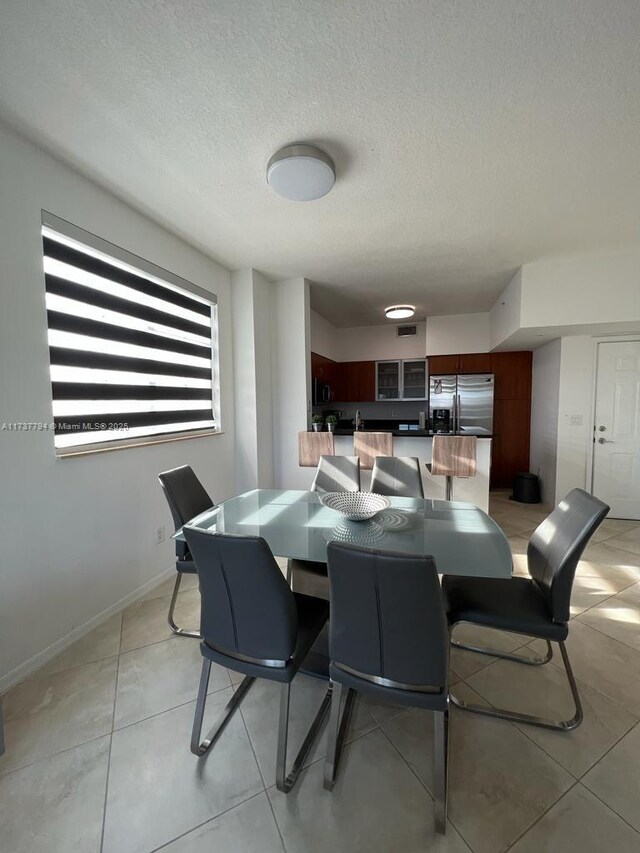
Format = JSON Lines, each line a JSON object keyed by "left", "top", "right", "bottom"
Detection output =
{"left": 442, "top": 575, "right": 568, "bottom": 641}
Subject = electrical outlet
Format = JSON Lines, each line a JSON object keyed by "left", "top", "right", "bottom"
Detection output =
{"left": 155, "top": 525, "right": 165, "bottom": 545}
{"left": 569, "top": 414, "right": 583, "bottom": 426}
{"left": 391, "top": 409, "right": 397, "bottom": 417}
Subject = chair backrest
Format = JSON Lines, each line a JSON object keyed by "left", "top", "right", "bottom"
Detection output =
{"left": 312, "top": 455, "right": 361, "bottom": 492}
{"left": 183, "top": 528, "right": 298, "bottom": 664}
{"left": 327, "top": 542, "right": 448, "bottom": 691}
{"left": 370, "top": 456, "right": 424, "bottom": 498}
{"left": 158, "top": 465, "right": 214, "bottom": 531}
{"left": 528, "top": 488, "right": 609, "bottom": 624}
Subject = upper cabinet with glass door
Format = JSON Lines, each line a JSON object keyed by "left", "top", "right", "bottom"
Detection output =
{"left": 402, "top": 359, "right": 428, "bottom": 399}
{"left": 376, "top": 359, "right": 427, "bottom": 400}
{"left": 376, "top": 360, "right": 401, "bottom": 399}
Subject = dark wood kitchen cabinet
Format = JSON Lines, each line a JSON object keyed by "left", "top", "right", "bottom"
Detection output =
{"left": 458, "top": 352, "right": 492, "bottom": 373}
{"left": 428, "top": 354, "right": 460, "bottom": 374}
{"left": 490, "top": 351, "right": 532, "bottom": 400}
{"left": 311, "top": 351, "right": 335, "bottom": 380}
{"left": 490, "top": 351, "right": 532, "bottom": 488}
{"left": 338, "top": 361, "right": 375, "bottom": 402}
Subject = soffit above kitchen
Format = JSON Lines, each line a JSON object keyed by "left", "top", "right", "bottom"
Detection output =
{"left": 1, "top": 0, "right": 639, "bottom": 327}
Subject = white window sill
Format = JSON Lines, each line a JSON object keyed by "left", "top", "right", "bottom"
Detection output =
{"left": 56, "top": 428, "right": 224, "bottom": 459}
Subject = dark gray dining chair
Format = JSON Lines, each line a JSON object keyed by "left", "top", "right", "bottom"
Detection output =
{"left": 311, "top": 455, "right": 361, "bottom": 492}
{"left": 289, "top": 455, "right": 361, "bottom": 597}
{"left": 324, "top": 543, "right": 450, "bottom": 834}
{"left": 370, "top": 456, "right": 424, "bottom": 498}
{"left": 158, "top": 465, "right": 215, "bottom": 638}
{"left": 183, "top": 527, "right": 331, "bottom": 793}
{"left": 443, "top": 488, "right": 609, "bottom": 731}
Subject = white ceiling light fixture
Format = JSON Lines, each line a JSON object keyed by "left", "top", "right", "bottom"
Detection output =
{"left": 267, "top": 144, "right": 335, "bottom": 201}
{"left": 385, "top": 305, "right": 415, "bottom": 320}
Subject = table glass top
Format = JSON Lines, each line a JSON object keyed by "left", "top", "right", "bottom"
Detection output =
{"left": 176, "top": 490, "right": 512, "bottom": 578}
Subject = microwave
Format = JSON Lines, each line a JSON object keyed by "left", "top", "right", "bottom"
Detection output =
{"left": 312, "top": 378, "right": 331, "bottom": 405}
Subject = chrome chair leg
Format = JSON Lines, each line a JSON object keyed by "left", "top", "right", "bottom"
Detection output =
{"left": 451, "top": 621, "right": 553, "bottom": 666}
{"left": 191, "top": 660, "right": 255, "bottom": 756}
{"left": 323, "top": 681, "right": 357, "bottom": 791}
{"left": 168, "top": 572, "right": 201, "bottom": 639}
{"left": 276, "top": 680, "right": 333, "bottom": 793}
{"left": 450, "top": 641, "right": 583, "bottom": 732}
{"left": 433, "top": 702, "right": 449, "bottom": 835}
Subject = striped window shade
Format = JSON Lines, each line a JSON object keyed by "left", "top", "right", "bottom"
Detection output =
{"left": 41, "top": 213, "right": 218, "bottom": 455}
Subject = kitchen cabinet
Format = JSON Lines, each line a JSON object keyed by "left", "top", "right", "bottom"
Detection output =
{"left": 376, "top": 359, "right": 427, "bottom": 400}
{"left": 311, "top": 352, "right": 335, "bottom": 380}
{"left": 376, "top": 360, "right": 401, "bottom": 399}
{"left": 459, "top": 353, "right": 492, "bottom": 373}
{"left": 332, "top": 360, "right": 375, "bottom": 402}
{"left": 490, "top": 351, "right": 532, "bottom": 400}
{"left": 428, "top": 354, "right": 460, "bottom": 374}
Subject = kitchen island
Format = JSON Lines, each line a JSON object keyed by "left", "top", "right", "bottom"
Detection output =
{"left": 300, "top": 430, "right": 493, "bottom": 513}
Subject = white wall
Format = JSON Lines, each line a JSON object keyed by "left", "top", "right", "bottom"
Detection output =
{"left": 555, "top": 336, "right": 596, "bottom": 501}
{"left": 337, "top": 321, "right": 426, "bottom": 361}
{"left": 521, "top": 251, "right": 640, "bottom": 328}
{"left": 425, "top": 312, "right": 490, "bottom": 355}
{"left": 231, "top": 269, "right": 274, "bottom": 492}
{"left": 310, "top": 309, "right": 339, "bottom": 360}
{"left": 272, "top": 278, "right": 311, "bottom": 489}
{"left": 490, "top": 269, "right": 523, "bottom": 349}
{"left": 0, "top": 122, "right": 236, "bottom": 688}
{"left": 529, "top": 339, "right": 561, "bottom": 505}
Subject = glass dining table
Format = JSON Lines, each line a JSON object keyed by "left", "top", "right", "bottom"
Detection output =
{"left": 175, "top": 489, "right": 513, "bottom": 677}
{"left": 174, "top": 489, "right": 513, "bottom": 579}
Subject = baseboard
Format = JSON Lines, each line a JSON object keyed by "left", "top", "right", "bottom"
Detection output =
{"left": 0, "top": 566, "right": 176, "bottom": 694}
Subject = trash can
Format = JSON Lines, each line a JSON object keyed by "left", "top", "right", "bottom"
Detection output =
{"left": 511, "top": 472, "right": 541, "bottom": 504}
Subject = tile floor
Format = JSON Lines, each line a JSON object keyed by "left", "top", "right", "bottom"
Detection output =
{"left": 2, "top": 491, "right": 640, "bottom": 852}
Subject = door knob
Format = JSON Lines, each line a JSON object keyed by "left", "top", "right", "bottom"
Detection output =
{"left": 598, "top": 425, "right": 607, "bottom": 432}
{"left": 598, "top": 437, "right": 614, "bottom": 444}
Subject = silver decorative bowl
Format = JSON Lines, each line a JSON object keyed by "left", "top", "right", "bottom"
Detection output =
{"left": 320, "top": 491, "right": 391, "bottom": 521}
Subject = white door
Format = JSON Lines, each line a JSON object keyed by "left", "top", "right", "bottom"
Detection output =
{"left": 592, "top": 341, "right": 640, "bottom": 519}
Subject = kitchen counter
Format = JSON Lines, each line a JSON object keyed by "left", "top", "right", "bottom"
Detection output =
{"left": 329, "top": 428, "right": 493, "bottom": 438}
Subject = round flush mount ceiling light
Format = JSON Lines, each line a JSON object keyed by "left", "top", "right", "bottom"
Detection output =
{"left": 385, "top": 305, "right": 415, "bottom": 320}
{"left": 266, "top": 144, "right": 335, "bottom": 201}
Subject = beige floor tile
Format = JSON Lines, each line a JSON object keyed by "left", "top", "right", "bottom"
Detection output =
{"left": 581, "top": 541, "right": 640, "bottom": 572}
{"left": 449, "top": 624, "right": 525, "bottom": 680}
{"left": 114, "top": 636, "right": 231, "bottom": 729}
{"left": 531, "top": 621, "right": 640, "bottom": 716}
{"left": 570, "top": 573, "right": 636, "bottom": 617}
{"left": 607, "top": 526, "right": 640, "bottom": 557}
{"left": 239, "top": 675, "right": 376, "bottom": 784}
{"left": 120, "top": 587, "right": 200, "bottom": 652}
{"left": 103, "top": 689, "right": 263, "bottom": 853}
{"left": 37, "top": 613, "right": 122, "bottom": 677}
{"left": 383, "top": 684, "right": 573, "bottom": 853}
{"left": 582, "top": 722, "right": 640, "bottom": 833}
{"left": 141, "top": 572, "right": 199, "bottom": 601}
{"left": 577, "top": 582, "right": 640, "bottom": 650}
{"left": 0, "top": 735, "right": 110, "bottom": 853}
{"left": 268, "top": 728, "right": 471, "bottom": 853}
{"left": 467, "top": 658, "right": 637, "bottom": 777}
{"left": 161, "top": 792, "right": 284, "bottom": 852}
{"left": 0, "top": 657, "right": 117, "bottom": 775}
{"left": 591, "top": 519, "right": 640, "bottom": 544}
{"left": 509, "top": 783, "right": 640, "bottom": 853}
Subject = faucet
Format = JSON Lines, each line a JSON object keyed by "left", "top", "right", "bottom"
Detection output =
{"left": 354, "top": 409, "right": 362, "bottom": 431}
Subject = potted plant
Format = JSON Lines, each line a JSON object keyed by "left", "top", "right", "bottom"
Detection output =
{"left": 325, "top": 414, "right": 338, "bottom": 432}
{"left": 312, "top": 414, "right": 324, "bottom": 432}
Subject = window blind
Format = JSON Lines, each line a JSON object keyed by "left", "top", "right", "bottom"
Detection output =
{"left": 42, "top": 224, "right": 217, "bottom": 452}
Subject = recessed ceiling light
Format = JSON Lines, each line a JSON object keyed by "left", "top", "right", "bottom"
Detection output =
{"left": 267, "top": 144, "right": 335, "bottom": 201}
{"left": 385, "top": 305, "right": 415, "bottom": 320}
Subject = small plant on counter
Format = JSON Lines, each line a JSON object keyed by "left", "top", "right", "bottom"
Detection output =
{"left": 312, "top": 414, "right": 324, "bottom": 432}
{"left": 325, "top": 414, "right": 338, "bottom": 432}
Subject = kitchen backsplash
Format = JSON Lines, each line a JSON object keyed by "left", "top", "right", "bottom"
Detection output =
{"left": 318, "top": 401, "right": 425, "bottom": 421}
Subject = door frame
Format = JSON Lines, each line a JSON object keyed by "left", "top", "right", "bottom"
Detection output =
{"left": 588, "top": 335, "right": 640, "bottom": 497}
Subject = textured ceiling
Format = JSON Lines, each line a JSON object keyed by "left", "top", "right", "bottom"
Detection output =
{"left": 1, "top": 1, "right": 639, "bottom": 326}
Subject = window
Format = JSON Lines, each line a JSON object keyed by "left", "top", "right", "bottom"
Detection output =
{"left": 41, "top": 212, "right": 219, "bottom": 455}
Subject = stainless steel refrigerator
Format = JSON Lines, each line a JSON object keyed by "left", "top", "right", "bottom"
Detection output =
{"left": 428, "top": 374, "right": 494, "bottom": 435}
